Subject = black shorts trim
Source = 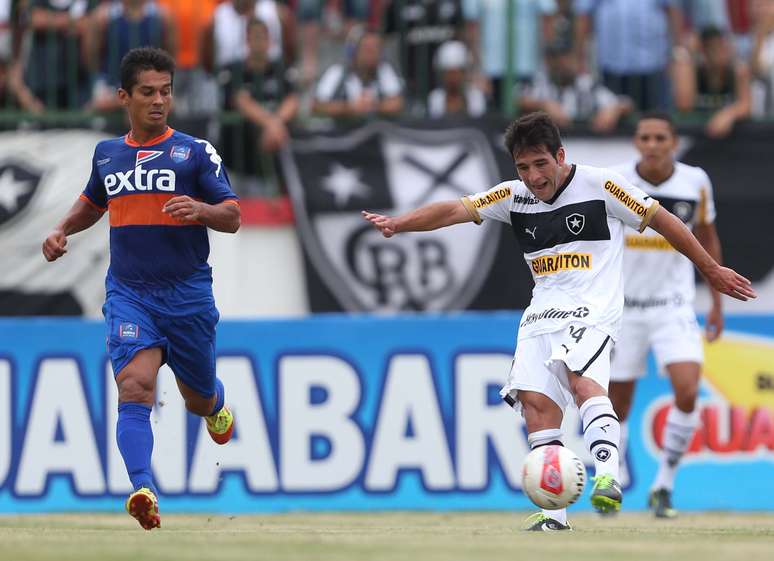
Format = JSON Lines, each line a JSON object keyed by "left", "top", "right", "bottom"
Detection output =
{"left": 578, "top": 335, "right": 611, "bottom": 375}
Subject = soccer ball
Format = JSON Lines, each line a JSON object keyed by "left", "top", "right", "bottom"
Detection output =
{"left": 521, "top": 445, "right": 586, "bottom": 510}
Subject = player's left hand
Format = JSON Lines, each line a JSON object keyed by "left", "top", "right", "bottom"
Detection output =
{"left": 162, "top": 196, "right": 204, "bottom": 223}
{"left": 705, "top": 303, "right": 724, "bottom": 342}
{"left": 705, "top": 265, "right": 756, "bottom": 301}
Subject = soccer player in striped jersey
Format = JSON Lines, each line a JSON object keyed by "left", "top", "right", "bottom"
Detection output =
{"left": 609, "top": 112, "right": 724, "bottom": 518}
{"left": 362, "top": 112, "right": 754, "bottom": 531}
{"left": 42, "top": 47, "right": 240, "bottom": 530}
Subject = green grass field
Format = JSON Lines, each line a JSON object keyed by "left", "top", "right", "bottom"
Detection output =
{"left": 1, "top": 512, "right": 773, "bottom": 561}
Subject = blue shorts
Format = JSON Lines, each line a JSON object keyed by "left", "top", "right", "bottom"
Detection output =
{"left": 103, "top": 277, "right": 220, "bottom": 398}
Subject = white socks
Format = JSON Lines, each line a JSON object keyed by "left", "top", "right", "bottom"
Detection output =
{"left": 528, "top": 428, "right": 567, "bottom": 524}
{"left": 652, "top": 406, "right": 699, "bottom": 491}
{"left": 580, "top": 396, "right": 621, "bottom": 480}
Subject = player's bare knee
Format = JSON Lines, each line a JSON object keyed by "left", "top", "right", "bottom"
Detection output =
{"left": 117, "top": 375, "right": 155, "bottom": 405}
{"left": 570, "top": 375, "right": 606, "bottom": 407}
{"left": 519, "top": 391, "right": 562, "bottom": 430}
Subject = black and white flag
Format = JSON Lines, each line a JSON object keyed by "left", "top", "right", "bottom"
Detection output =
{"left": 282, "top": 121, "right": 503, "bottom": 312}
{"left": 0, "top": 130, "right": 110, "bottom": 316}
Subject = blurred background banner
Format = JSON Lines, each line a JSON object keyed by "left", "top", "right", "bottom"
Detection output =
{"left": 2, "top": 121, "right": 774, "bottom": 317}
{"left": 0, "top": 130, "right": 110, "bottom": 317}
{"left": 1, "top": 313, "right": 772, "bottom": 513}
{"left": 286, "top": 120, "right": 774, "bottom": 314}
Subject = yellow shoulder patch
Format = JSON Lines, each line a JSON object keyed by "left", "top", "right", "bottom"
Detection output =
{"left": 470, "top": 186, "right": 511, "bottom": 210}
{"left": 604, "top": 180, "right": 647, "bottom": 218}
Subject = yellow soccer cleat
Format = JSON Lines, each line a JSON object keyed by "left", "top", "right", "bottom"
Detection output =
{"left": 205, "top": 405, "right": 235, "bottom": 445}
{"left": 125, "top": 487, "right": 160, "bottom": 530}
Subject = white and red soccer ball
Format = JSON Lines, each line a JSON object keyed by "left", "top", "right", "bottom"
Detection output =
{"left": 521, "top": 445, "right": 586, "bottom": 509}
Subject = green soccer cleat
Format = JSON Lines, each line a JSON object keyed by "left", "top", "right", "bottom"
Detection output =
{"left": 649, "top": 488, "right": 678, "bottom": 519}
{"left": 590, "top": 474, "right": 622, "bottom": 514}
{"left": 522, "top": 512, "right": 572, "bottom": 532}
{"left": 205, "top": 405, "right": 235, "bottom": 445}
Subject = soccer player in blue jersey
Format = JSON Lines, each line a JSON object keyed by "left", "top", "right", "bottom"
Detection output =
{"left": 41, "top": 47, "right": 240, "bottom": 530}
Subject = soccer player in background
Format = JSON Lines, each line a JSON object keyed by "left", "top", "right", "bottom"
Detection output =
{"left": 609, "top": 112, "right": 724, "bottom": 518}
{"left": 362, "top": 112, "right": 754, "bottom": 531}
{"left": 41, "top": 47, "right": 240, "bottom": 530}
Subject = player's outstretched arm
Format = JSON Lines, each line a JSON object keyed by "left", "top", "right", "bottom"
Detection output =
{"left": 162, "top": 196, "right": 240, "bottom": 233}
{"left": 649, "top": 207, "right": 756, "bottom": 301}
{"left": 362, "top": 200, "right": 475, "bottom": 238}
{"left": 42, "top": 198, "right": 105, "bottom": 262}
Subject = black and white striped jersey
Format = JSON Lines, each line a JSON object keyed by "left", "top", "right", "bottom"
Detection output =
{"left": 462, "top": 164, "right": 659, "bottom": 340}
{"left": 613, "top": 161, "right": 716, "bottom": 314}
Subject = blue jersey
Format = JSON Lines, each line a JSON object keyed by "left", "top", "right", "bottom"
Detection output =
{"left": 81, "top": 128, "right": 238, "bottom": 287}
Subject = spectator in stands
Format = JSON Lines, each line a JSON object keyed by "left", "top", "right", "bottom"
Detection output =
{"left": 220, "top": 17, "right": 299, "bottom": 196}
{"left": 256, "top": 0, "right": 296, "bottom": 66}
{"left": 295, "top": 1, "right": 370, "bottom": 88}
{"left": 22, "top": 0, "right": 92, "bottom": 109}
{"left": 313, "top": 27, "right": 404, "bottom": 118}
{"left": 464, "top": 0, "right": 557, "bottom": 112}
{"left": 0, "top": 0, "right": 43, "bottom": 112}
{"left": 519, "top": 42, "right": 632, "bottom": 133}
{"left": 575, "top": 0, "right": 685, "bottom": 112}
{"left": 157, "top": 0, "right": 220, "bottom": 129}
{"left": 381, "top": 0, "right": 464, "bottom": 107}
{"left": 295, "top": 0, "right": 325, "bottom": 88}
{"left": 201, "top": 0, "right": 296, "bottom": 73}
{"left": 0, "top": 51, "right": 45, "bottom": 113}
{"left": 427, "top": 40, "right": 486, "bottom": 118}
{"left": 87, "top": 0, "right": 176, "bottom": 113}
{"left": 751, "top": 0, "right": 774, "bottom": 115}
{"left": 673, "top": 26, "right": 751, "bottom": 137}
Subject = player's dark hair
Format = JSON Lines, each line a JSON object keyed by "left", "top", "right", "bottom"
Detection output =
{"left": 638, "top": 111, "right": 677, "bottom": 134}
{"left": 503, "top": 112, "right": 563, "bottom": 160}
{"left": 120, "top": 47, "right": 175, "bottom": 93}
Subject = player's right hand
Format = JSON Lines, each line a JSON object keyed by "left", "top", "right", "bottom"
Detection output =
{"left": 42, "top": 230, "right": 67, "bottom": 262}
{"left": 362, "top": 210, "right": 397, "bottom": 238}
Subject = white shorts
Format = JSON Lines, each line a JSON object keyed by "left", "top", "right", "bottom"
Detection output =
{"left": 500, "top": 323, "right": 613, "bottom": 414}
{"left": 609, "top": 307, "right": 703, "bottom": 382}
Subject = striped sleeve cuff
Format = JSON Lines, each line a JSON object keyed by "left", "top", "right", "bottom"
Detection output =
{"left": 638, "top": 200, "right": 660, "bottom": 233}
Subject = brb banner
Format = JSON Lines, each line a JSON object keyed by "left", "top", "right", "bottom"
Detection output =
{"left": 0, "top": 314, "right": 772, "bottom": 513}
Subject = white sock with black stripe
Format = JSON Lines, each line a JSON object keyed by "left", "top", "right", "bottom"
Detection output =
{"left": 652, "top": 406, "right": 699, "bottom": 491}
{"left": 528, "top": 428, "right": 567, "bottom": 525}
{"left": 580, "top": 396, "right": 621, "bottom": 480}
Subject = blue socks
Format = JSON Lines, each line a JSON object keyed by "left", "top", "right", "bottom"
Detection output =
{"left": 117, "top": 402, "right": 156, "bottom": 495}
{"left": 209, "top": 378, "right": 225, "bottom": 416}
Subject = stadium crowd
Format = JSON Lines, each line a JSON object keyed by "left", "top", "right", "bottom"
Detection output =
{"left": 1, "top": 0, "right": 773, "bottom": 193}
